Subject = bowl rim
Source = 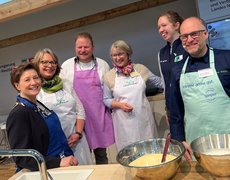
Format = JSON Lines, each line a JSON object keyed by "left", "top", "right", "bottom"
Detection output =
{"left": 191, "top": 133, "right": 230, "bottom": 154}
{"left": 116, "top": 138, "right": 186, "bottom": 169}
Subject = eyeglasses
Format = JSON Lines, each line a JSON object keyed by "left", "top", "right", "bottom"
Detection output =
{"left": 180, "top": 30, "right": 206, "bottom": 41}
{"left": 111, "top": 52, "right": 127, "bottom": 58}
{"left": 40, "top": 60, "right": 57, "bottom": 66}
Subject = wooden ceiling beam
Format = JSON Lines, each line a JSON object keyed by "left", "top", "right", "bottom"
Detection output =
{"left": 0, "top": 0, "right": 178, "bottom": 48}
{"left": 0, "top": 0, "right": 68, "bottom": 23}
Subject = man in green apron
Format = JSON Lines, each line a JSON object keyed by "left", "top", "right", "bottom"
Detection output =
{"left": 169, "top": 16, "right": 230, "bottom": 160}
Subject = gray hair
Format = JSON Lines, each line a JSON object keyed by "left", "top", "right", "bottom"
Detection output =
{"left": 110, "top": 40, "right": 133, "bottom": 57}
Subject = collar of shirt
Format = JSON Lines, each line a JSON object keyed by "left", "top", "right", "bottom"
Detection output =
{"left": 186, "top": 47, "right": 210, "bottom": 72}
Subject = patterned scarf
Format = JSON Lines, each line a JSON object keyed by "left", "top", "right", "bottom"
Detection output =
{"left": 42, "top": 75, "right": 63, "bottom": 93}
{"left": 115, "top": 62, "right": 133, "bottom": 75}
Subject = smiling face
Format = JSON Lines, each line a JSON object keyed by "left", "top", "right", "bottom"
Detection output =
{"left": 75, "top": 37, "right": 94, "bottom": 63}
{"left": 110, "top": 40, "right": 132, "bottom": 68}
{"left": 180, "top": 17, "right": 208, "bottom": 58}
{"left": 38, "top": 53, "right": 57, "bottom": 80}
{"left": 15, "top": 69, "right": 41, "bottom": 103}
{"left": 158, "top": 15, "right": 180, "bottom": 44}
{"left": 111, "top": 48, "right": 129, "bottom": 68}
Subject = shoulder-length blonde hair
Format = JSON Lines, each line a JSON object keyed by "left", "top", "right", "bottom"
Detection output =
{"left": 33, "top": 48, "right": 61, "bottom": 76}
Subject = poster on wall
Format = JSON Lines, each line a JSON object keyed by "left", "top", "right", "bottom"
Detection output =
{"left": 196, "top": 0, "right": 230, "bottom": 49}
{"left": 207, "top": 18, "right": 230, "bottom": 49}
{"left": 0, "top": 57, "right": 33, "bottom": 73}
{"left": 196, "top": 0, "right": 230, "bottom": 22}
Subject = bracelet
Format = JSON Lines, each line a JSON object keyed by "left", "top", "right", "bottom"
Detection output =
{"left": 75, "top": 132, "right": 82, "bottom": 139}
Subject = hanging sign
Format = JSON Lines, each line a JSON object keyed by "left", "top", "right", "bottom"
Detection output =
{"left": 197, "top": 0, "right": 230, "bottom": 22}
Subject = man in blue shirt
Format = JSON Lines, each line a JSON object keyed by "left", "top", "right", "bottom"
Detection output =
{"left": 170, "top": 16, "right": 230, "bottom": 160}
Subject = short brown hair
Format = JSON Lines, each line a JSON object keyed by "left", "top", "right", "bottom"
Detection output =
{"left": 10, "top": 63, "right": 39, "bottom": 91}
{"left": 75, "top": 32, "right": 94, "bottom": 47}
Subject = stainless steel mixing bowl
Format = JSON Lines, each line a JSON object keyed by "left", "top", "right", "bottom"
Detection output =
{"left": 116, "top": 138, "right": 186, "bottom": 180}
{"left": 191, "top": 134, "right": 230, "bottom": 177}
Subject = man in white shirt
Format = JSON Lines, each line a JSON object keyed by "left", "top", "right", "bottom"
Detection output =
{"left": 60, "top": 32, "right": 115, "bottom": 164}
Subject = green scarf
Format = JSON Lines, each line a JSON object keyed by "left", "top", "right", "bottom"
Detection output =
{"left": 42, "top": 75, "right": 63, "bottom": 93}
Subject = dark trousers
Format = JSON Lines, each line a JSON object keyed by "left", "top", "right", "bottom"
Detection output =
{"left": 93, "top": 148, "right": 108, "bottom": 164}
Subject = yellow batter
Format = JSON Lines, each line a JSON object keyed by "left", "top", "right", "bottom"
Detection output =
{"left": 129, "top": 153, "right": 176, "bottom": 167}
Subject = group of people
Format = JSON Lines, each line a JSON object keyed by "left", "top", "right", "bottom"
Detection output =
{"left": 6, "top": 10, "right": 230, "bottom": 171}
{"left": 6, "top": 32, "right": 162, "bottom": 171}
{"left": 158, "top": 12, "right": 230, "bottom": 160}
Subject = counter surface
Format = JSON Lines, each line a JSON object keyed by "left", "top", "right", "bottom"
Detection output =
{"left": 9, "top": 161, "right": 219, "bottom": 180}
{"left": 147, "top": 92, "right": 165, "bottom": 101}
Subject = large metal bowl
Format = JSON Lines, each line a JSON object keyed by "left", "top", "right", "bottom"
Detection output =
{"left": 116, "top": 138, "right": 185, "bottom": 179}
{"left": 191, "top": 134, "right": 230, "bottom": 177}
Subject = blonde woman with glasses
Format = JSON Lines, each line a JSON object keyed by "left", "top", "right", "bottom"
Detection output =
{"left": 34, "top": 48, "right": 93, "bottom": 165}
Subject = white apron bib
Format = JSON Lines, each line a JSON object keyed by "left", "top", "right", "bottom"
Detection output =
{"left": 112, "top": 70, "right": 158, "bottom": 151}
{"left": 37, "top": 89, "right": 93, "bottom": 165}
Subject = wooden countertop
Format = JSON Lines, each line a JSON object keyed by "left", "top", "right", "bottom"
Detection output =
{"left": 0, "top": 163, "right": 16, "bottom": 180}
{"left": 8, "top": 161, "right": 223, "bottom": 180}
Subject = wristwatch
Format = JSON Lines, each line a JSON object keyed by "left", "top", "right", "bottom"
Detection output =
{"left": 75, "top": 131, "right": 82, "bottom": 139}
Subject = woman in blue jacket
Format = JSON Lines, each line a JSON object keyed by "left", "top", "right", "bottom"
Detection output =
{"left": 7, "top": 63, "right": 78, "bottom": 171}
{"left": 157, "top": 11, "right": 188, "bottom": 124}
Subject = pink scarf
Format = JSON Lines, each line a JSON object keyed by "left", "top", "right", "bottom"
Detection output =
{"left": 115, "top": 62, "right": 133, "bottom": 75}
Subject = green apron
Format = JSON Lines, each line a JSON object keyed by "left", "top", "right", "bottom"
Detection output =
{"left": 180, "top": 48, "right": 230, "bottom": 144}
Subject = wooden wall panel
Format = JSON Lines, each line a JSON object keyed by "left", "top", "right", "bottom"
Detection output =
{"left": 0, "top": 0, "right": 68, "bottom": 23}
{"left": 0, "top": 0, "right": 177, "bottom": 48}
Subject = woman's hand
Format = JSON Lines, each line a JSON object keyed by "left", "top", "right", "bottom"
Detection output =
{"left": 120, "top": 102, "right": 133, "bottom": 112}
{"left": 60, "top": 155, "right": 78, "bottom": 167}
{"left": 111, "top": 100, "right": 133, "bottom": 112}
{"left": 182, "top": 141, "right": 193, "bottom": 160}
{"left": 68, "top": 133, "right": 80, "bottom": 147}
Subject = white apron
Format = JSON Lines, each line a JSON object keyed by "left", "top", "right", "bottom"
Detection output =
{"left": 112, "top": 71, "right": 158, "bottom": 152}
{"left": 37, "top": 89, "right": 93, "bottom": 165}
